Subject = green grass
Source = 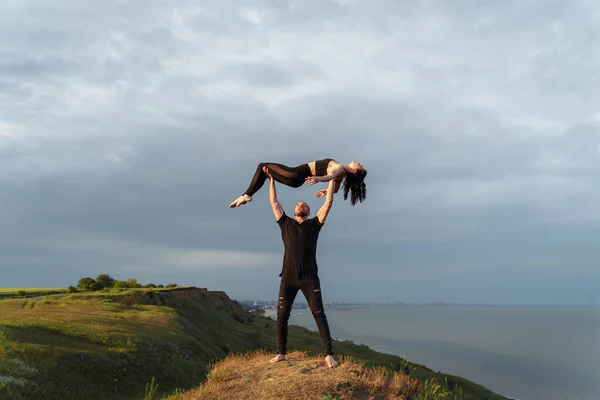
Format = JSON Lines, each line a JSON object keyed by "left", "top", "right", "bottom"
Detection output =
{"left": 0, "top": 289, "right": 65, "bottom": 293}
{"left": 0, "top": 289, "right": 262, "bottom": 400}
{"left": 0, "top": 288, "right": 511, "bottom": 400}
{"left": 0, "top": 287, "right": 192, "bottom": 301}
{"left": 0, "top": 287, "right": 191, "bottom": 295}
{"left": 0, "top": 288, "right": 69, "bottom": 301}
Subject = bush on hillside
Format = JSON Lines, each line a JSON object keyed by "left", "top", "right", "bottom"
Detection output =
{"left": 77, "top": 277, "right": 99, "bottom": 291}
{"left": 113, "top": 280, "right": 128, "bottom": 289}
{"left": 76, "top": 275, "right": 179, "bottom": 291}
{"left": 125, "top": 278, "right": 138, "bottom": 288}
{"left": 96, "top": 274, "right": 115, "bottom": 289}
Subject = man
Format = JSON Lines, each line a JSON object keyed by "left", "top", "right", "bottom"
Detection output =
{"left": 263, "top": 166, "right": 338, "bottom": 368}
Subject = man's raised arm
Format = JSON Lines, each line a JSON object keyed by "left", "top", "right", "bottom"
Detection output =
{"left": 264, "top": 167, "right": 284, "bottom": 221}
{"left": 317, "top": 179, "right": 335, "bottom": 224}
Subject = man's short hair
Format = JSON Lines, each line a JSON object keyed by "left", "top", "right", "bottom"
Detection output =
{"left": 297, "top": 201, "right": 310, "bottom": 211}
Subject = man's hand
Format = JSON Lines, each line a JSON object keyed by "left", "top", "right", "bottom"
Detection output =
{"left": 305, "top": 176, "right": 321, "bottom": 185}
{"left": 314, "top": 189, "right": 327, "bottom": 199}
{"left": 263, "top": 166, "right": 272, "bottom": 179}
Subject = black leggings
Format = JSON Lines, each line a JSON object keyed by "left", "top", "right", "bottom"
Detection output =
{"left": 244, "top": 162, "right": 311, "bottom": 197}
{"left": 276, "top": 277, "right": 333, "bottom": 356}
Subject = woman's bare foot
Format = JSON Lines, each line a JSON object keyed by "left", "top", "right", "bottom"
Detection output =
{"left": 270, "top": 354, "right": 286, "bottom": 363}
{"left": 325, "top": 355, "right": 338, "bottom": 368}
{"left": 229, "top": 194, "right": 252, "bottom": 208}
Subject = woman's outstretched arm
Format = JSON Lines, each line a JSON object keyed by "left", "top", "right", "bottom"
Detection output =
{"left": 305, "top": 165, "right": 344, "bottom": 185}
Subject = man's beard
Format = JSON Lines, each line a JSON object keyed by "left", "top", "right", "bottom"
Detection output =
{"left": 296, "top": 211, "right": 307, "bottom": 217}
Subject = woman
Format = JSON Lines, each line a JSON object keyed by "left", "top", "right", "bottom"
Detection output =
{"left": 229, "top": 158, "right": 367, "bottom": 208}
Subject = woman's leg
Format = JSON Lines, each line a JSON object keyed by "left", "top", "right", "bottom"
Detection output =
{"left": 230, "top": 162, "right": 310, "bottom": 208}
{"left": 245, "top": 162, "right": 308, "bottom": 196}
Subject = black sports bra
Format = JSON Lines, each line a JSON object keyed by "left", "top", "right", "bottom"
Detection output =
{"left": 315, "top": 158, "right": 333, "bottom": 176}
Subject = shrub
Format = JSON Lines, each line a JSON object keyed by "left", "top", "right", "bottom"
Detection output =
{"left": 68, "top": 286, "right": 78, "bottom": 293}
{"left": 125, "top": 279, "right": 138, "bottom": 288}
{"left": 96, "top": 274, "right": 115, "bottom": 289}
{"left": 77, "top": 277, "right": 99, "bottom": 291}
{"left": 113, "top": 280, "right": 127, "bottom": 289}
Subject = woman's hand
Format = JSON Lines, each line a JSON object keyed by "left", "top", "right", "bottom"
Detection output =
{"left": 305, "top": 176, "right": 320, "bottom": 185}
{"left": 314, "top": 189, "right": 327, "bottom": 198}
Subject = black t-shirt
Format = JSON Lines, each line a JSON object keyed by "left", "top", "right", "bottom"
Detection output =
{"left": 276, "top": 213, "right": 324, "bottom": 279}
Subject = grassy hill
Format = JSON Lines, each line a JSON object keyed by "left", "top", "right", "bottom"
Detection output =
{"left": 168, "top": 350, "right": 468, "bottom": 400}
{"left": 0, "top": 287, "right": 512, "bottom": 400}
{"left": 173, "top": 349, "right": 422, "bottom": 400}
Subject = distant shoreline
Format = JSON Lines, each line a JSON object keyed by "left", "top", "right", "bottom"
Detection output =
{"left": 258, "top": 303, "right": 598, "bottom": 313}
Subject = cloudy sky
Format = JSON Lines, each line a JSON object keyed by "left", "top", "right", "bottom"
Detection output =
{"left": 1, "top": 0, "right": 598, "bottom": 306}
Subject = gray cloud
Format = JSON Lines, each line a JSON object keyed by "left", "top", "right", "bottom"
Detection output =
{"left": 0, "top": 0, "right": 599, "bottom": 306}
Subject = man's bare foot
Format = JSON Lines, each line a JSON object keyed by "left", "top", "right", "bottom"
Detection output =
{"left": 325, "top": 355, "right": 338, "bottom": 368}
{"left": 229, "top": 194, "right": 252, "bottom": 208}
{"left": 270, "top": 354, "right": 286, "bottom": 363}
